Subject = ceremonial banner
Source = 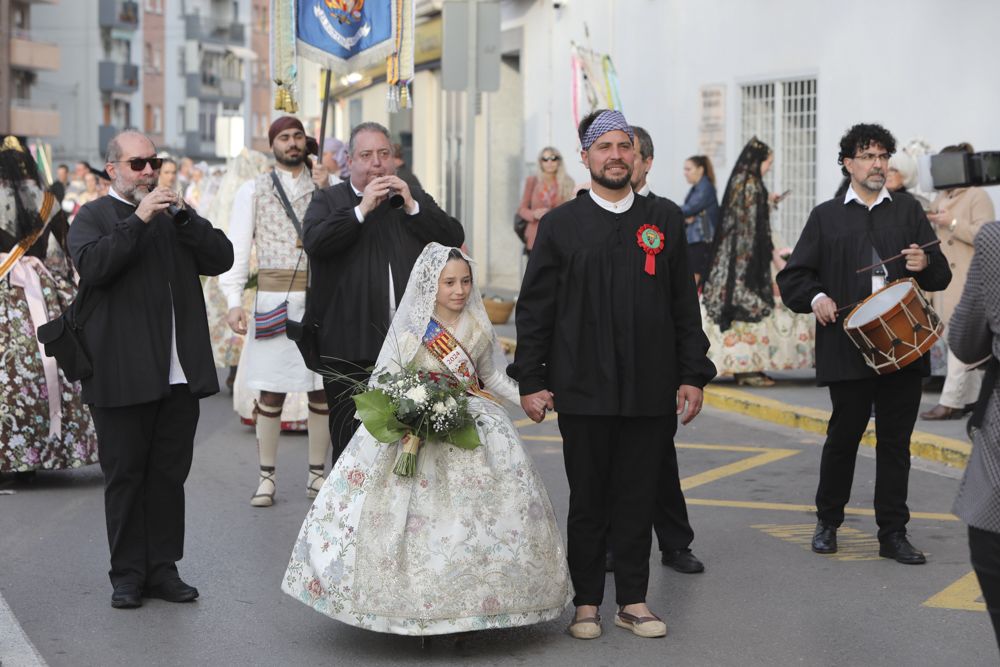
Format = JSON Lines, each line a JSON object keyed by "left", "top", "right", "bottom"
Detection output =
{"left": 296, "top": 0, "right": 399, "bottom": 75}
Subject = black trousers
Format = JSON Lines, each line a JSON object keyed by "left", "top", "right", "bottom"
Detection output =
{"left": 559, "top": 412, "right": 675, "bottom": 607}
{"left": 969, "top": 525, "right": 1000, "bottom": 652}
{"left": 652, "top": 443, "right": 695, "bottom": 552}
{"left": 815, "top": 370, "right": 921, "bottom": 539}
{"left": 323, "top": 359, "right": 374, "bottom": 464}
{"left": 89, "top": 385, "right": 199, "bottom": 588}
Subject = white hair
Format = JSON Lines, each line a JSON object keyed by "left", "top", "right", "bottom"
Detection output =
{"left": 889, "top": 151, "right": 918, "bottom": 190}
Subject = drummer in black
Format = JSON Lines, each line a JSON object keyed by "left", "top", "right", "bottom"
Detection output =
{"left": 777, "top": 123, "right": 951, "bottom": 564}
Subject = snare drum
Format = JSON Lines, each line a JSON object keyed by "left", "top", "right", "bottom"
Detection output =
{"left": 843, "top": 278, "right": 943, "bottom": 375}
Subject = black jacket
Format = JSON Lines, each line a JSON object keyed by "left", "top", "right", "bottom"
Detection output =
{"left": 67, "top": 196, "right": 234, "bottom": 407}
{"left": 302, "top": 182, "right": 464, "bottom": 361}
{"left": 509, "top": 193, "right": 716, "bottom": 416}
{"left": 776, "top": 193, "right": 951, "bottom": 384}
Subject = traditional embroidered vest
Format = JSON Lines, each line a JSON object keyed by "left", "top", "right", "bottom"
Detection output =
{"left": 251, "top": 169, "right": 314, "bottom": 272}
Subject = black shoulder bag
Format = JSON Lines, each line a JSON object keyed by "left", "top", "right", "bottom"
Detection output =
{"left": 270, "top": 170, "right": 322, "bottom": 371}
{"left": 36, "top": 285, "right": 104, "bottom": 382}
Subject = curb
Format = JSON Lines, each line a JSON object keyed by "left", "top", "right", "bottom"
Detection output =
{"left": 704, "top": 385, "right": 971, "bottom": 468}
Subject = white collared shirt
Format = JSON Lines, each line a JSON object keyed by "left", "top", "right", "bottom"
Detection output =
{"left": 812, "top": 185, "right": 895, "bottom": 307}
{"left": 589, "top": 187, "right": 635, "bottom": 214}
{"left": 843, "top": 183, "right": 892, "bottom": 211}
{"left": 636, "top": 183, "right": 651, "bottom": 197}
{"left": 109, "top": 187, "right": 189, "bottom": 385}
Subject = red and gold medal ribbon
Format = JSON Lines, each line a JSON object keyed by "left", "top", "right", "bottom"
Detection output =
{"left": 636, "top": 224, "right": 665, "bottom": 276}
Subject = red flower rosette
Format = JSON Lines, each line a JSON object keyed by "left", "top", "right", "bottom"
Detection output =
{"left": 636, "top": 224, "right": 665, "bottom": 276}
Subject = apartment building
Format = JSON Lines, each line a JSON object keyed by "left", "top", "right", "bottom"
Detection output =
{"left": 0, "top": 0, "right": 62, "bottom": 140}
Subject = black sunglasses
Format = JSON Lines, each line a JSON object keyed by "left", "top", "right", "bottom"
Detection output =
{"left": 540, "top": 155, "right": 561, "bottom": 162}
{"left": 113, "top": 157, "right": 163, "bottom": 171}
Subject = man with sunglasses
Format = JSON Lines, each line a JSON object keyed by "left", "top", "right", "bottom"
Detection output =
{"left": 219, "top": 116, "right": 337, "bottom": 508}
{"left": 67, "top": 129, "right": 234, "bottom": 609}
{"left": 777, "top": 123, "right": 951, "bottom": 565}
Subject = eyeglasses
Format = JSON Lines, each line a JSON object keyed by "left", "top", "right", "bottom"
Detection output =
{"left": 113, "top": 157, "right": 163, "bottom": 171}
{"left": 540, "top": 156, "right": 561, "bottom": 162}
{"left": 851, "top": 152, "right": 891, "bottom": 165}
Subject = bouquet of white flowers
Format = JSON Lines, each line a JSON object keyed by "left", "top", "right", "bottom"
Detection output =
{"left": 351, "top": 365, "right": 482, "bottom": 477}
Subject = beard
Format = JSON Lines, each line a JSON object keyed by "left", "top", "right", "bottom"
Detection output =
{"left": 858, "top": 170, "right": 886, "bottom": 193}
{"left": 275, "top": 147, "right": 305, "bottom": 167}
{"left": 591, "top": 161, "right": 632, "bottom": 190}
{"left": 114, "top": 178, "right": 156, "bottom": 205}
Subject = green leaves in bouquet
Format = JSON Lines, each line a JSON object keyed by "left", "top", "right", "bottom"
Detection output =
{"left": 352, "top": 390, "right": 409, "bottom": 443}
{"left": 446, "top": 422, "right": 481, "bottom": 450}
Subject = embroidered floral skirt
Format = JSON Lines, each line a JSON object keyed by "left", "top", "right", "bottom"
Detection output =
{"left": 702, "top": 297, "right": 816, "bottom": 376}
{"left": 0, "top": 260, "right": 98, "bottom": 472}
{"left": 282, "top": 395, "right": 572, "bottom": 635}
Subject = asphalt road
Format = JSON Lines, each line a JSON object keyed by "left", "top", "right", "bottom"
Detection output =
{"left": 1, "top": 386, "right": 996, "bottom": 667}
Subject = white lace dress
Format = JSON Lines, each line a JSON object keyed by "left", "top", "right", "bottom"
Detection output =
{"left": 281, "top": 314, "right": 572, "bottom": 635}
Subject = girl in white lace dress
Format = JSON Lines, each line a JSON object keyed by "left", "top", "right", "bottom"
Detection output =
{"left": 282, "top": 243, "right": 571, "bottom": 635}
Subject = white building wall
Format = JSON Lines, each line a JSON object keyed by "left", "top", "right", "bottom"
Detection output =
{"left": 31, "top": 3, "right": 107, "bottom": 162}
{"left": 513, "top": 0, "right": 1000, "bottom": 235}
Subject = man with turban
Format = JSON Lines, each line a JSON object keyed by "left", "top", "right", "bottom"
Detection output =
{"left": 219, "top": 116, "right": 339, "bottom": 507}
{"left": 510, "top": 109, "right": 716, "bottom": 639}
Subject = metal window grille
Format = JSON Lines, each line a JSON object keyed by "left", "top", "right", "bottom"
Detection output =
{"left": 740, "top": 78, "right": 817, "bottom": 246}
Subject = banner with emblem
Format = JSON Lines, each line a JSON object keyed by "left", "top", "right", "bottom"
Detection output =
{"left": 296, "top": 0, "right": 397, "bottom": 74}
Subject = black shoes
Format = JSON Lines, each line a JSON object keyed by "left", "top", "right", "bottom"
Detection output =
{"left": 111, "top": 583, "right": 142, "bottom": 609}
{"left": 661, "top": 548, "right": 705, "bottom": 573}
{"left": 144, "top": 578, "right": 200, "bottom": 602}
{"left": 811, "top": 522, "right": 838, "bottom": 554}
{"left": 879, "top": 533, "right": 927, "bottom": 565}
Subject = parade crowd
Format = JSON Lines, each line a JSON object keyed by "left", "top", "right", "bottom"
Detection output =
{"left": 1, "top": 112, "right": 998, "bottom": 652}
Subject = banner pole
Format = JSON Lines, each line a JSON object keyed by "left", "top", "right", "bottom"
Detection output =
{"left": 317, "top": 68, "right": 332, "bottom": 161}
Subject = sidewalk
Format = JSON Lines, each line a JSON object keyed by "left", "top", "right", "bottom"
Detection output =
{"left": 492, "top": 314, "right": 971, "bottom": 468}
{"left": 704, "top": 370, "right": 971, "bottom": 468}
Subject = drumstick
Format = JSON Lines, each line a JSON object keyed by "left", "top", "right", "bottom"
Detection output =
{"left": 855, "top": 239, "right": 942, "bottom": 274}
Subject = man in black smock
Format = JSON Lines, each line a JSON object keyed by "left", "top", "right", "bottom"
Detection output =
{"left": 68, "top": 130, "right": 234, "bottom": 608}
{"left": 302, "top": 122, "right": 464, "bottom": 461}
{"left": 510, "top": 110, "right": 716, "bottom": 639}
{"left": 777, "top": 123, "right": 951, "bottom": 564}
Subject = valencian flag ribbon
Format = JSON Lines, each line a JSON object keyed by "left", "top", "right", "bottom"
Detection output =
{"left": 636, "top": 224, "right": 665, "bottom": 276}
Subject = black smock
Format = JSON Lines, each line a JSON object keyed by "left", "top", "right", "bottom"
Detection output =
{"left": 302, "top": 182, "right": 465, "bottom": 362}
{"left": 510, "top": 193, "right": 716, "bottom": 415}
{"left": 776, "top": 194, "right": 951, "bottom": 385}
{"left": 67, "top": 196, "right": 234, "bottom": 407}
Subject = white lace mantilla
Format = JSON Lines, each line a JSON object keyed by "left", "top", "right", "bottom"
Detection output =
{"left": 282, "top": 243, "right": 571, "bottom": 635}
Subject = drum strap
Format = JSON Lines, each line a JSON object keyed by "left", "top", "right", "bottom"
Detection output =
{"left": 871, "top": 246, "right": 886, "bottom": 292}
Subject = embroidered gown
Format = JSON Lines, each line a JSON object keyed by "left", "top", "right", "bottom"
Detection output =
{"left": 282, "top": 288, "right": 571, "bottom": 635}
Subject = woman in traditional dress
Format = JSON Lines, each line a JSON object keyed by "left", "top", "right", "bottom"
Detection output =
{"left": 0, "top": 137, "right": 98, "bottom": 473}
{"left": 701, "top": 137, "right": 814, "bottom": 386}
{"left": 517, "top": 147, "right": 576, "bottom": 253}
{"left": 283, "top": 243, "right": 571, "bottom": 635}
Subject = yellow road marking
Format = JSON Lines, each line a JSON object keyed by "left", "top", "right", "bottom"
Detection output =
{"left": 704, "top": 385, "right": 971, "bottom": 468}
{"left": 680, "top": 448, "right": 800, "bottom": 491}
{"left": 923, "top": 571, "right": 987, "bottom": 612}
{"left": 686, "top": 498, "right": 959, "bottom": 522}
{"left": 753, "top": 523, "right": 882, "bottom": 561}
{"left": 512, "top": 412, "right": 558, "bottom": 428}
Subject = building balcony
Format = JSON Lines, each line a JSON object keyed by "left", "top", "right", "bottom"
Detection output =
{"left": 184, "top": 15, "right": 245, "bottom": 45}
{"left": 99, "top": 0, "right": 139, "bottom": 30}
{"left": 98, "top": 125, "right": 120, "bottom": 153}
{"left": 99, "top": 61, "right": 140, "bottom": 94}
{"left": 184, "top": 131, "right": 215, "bottom": 160}
{"left": 186, "top": 73, "right": 244, "bottom": 103}
{"left": 10, "top": 101, "right": 60, "bottom": 138}
{"left": 9, "top": 35, "right": 60, "bottom": 71}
